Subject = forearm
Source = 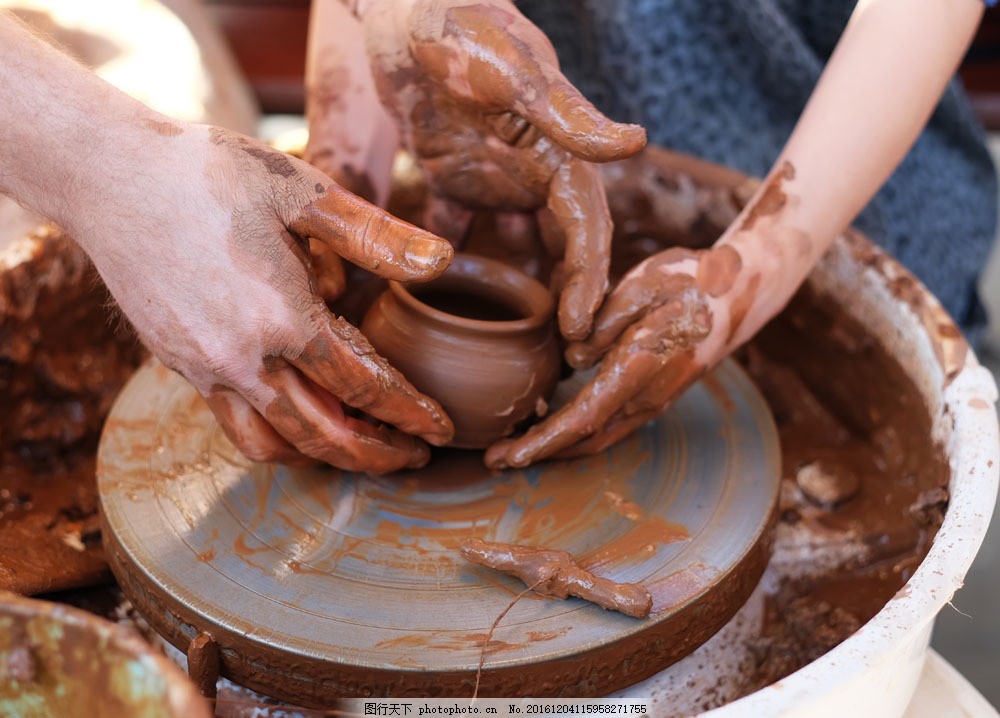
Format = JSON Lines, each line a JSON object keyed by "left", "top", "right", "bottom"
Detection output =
{"left": 717, "top": 0, "right": 983, "bottom": 351}
{"left": 335, "top": 0, "right": 376, "bottom": 19}
{"left": 306, "top": 0, "right": 399, "bottom": 204}
{"left": 0, "top": 13, "right": 163, "bottom": 247}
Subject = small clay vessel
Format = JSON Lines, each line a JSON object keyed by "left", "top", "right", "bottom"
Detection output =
{"left": 361, "top": 253, "right": 560, "bottom": 449}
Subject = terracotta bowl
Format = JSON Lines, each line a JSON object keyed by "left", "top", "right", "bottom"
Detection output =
{"left": 0, "top": 591, "right": 209, "bottom": 718}
{"left": 361, "top": 252, "right": 561, "bottom": 448}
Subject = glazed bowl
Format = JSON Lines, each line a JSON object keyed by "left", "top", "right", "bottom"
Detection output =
{"left": 0, "top": 591, "right": 209, "bottom": 718}
{"left": 361, "top": 253, "right": 561, "bottom": 448}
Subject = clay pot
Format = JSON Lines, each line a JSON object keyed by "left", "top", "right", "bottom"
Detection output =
{"left": 361, "top": 253, "right": 560, "bottom": 449}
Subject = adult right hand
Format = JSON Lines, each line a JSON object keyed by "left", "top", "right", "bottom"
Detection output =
{"left": 359, "top": 0, "right": 646, "bottom": 341}
{"left": 83, "top": 122, "right": 455, "bottom": 473}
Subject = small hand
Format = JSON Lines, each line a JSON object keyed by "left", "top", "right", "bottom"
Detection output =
{"left": 485, "top": 244, "right": 753, "bottom": 469}
{"left": 87, "top": 122, "right": 455, "bottom": 473}
{"left": 364, "top": 0, "right": 646, "bottom": 340}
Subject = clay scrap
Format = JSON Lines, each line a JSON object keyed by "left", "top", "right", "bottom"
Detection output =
{"left": 460, "top": 538, "right": 652, "bottom": 619}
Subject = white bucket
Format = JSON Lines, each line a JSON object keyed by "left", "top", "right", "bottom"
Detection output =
{"left": 620, "top": 227, "right": 999, "bottom": 717}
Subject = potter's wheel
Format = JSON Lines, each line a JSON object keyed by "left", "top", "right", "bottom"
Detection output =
{"left": 98, "top": 359, "right": 779, "bottom": 703}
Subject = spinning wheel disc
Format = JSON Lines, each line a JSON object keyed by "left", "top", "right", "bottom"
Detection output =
{"left": 98, "top": 359, "right": 779, "bottom": 703}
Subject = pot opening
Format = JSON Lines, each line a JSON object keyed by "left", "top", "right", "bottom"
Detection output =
{"left": 394, "top": 253, "right": 555, "bottom": 333}
{"left": 410, "top": 283, "right": 527, "bottom": 322}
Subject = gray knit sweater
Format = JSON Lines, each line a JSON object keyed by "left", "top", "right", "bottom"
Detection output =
{"left": 519, "top": 0, "right": 998, "bottom": 339}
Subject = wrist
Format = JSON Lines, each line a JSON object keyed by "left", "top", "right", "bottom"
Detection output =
{"left": 60, "top": 108, "right": 191, "bottom": 251}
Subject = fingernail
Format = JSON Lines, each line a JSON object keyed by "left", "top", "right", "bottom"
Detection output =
{"left": 425, "top": 428, "right": 453, "bottom": 447}
{"left": 405, "top": 236, "right": 453, "bottom": 274}
{"left": 483, "top": 443, "right": 508, "bottom": 470}
{"left": 624, "top": 124, "right": 647, "bottom": 151}
{"left": 565, "top": 343, "right": 597, "bottom": 369}
{"left": 600, "top": 123, "right": 646, "bottom": 158}
{"left": 407, "top": 442, "right": 431, "bottom": 469}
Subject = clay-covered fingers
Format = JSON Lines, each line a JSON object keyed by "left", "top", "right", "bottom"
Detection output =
{"left": 565, "top": 253, "right": 700, "bottom": 368}
{"left": 545, "top": 160, "right": 612, "bottom": 341}
{"left": 289, "top": 183, "right": 454, "bottom": 282}
{"left": 308, "top": 238, "right": 347, "bottom": 304}
{"left": 553, "top": 409, "right": 662, "bottom": 461}
{"left": 253, "top": 366, "right": 431, "bottom": 473}
{"left": 511, "top": 71, "right": 646, "bottom": 164}
{"left": 438, "top": 3, "right": 645, "bottom": 163}
{"left": 484, "top": 344, "right": 663, "bottom": 469}
{"left": 290, "top": 312, "right": 454, "bottom": 446}
{"left": 552, "top": 356, "right": 704, "bottom": 460}
{"left": 469, "top": 18, "right": 645, "bottom": 163}
{"left": 204, "top": 386, "right": 308, "bottom": 465}
{"left": 486, "top": 292, "right": 712, "bottom": 468}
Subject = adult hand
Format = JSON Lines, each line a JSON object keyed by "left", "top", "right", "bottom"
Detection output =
{"left": 362, "top": 0, "right": 646, "bottom": 340}
{"left": 86, "top": 123, "right": 455, "bottom": 473}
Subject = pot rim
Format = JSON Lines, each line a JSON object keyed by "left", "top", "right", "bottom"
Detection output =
{"left": 390, "top": 253, "right": 555, "bottom": 335}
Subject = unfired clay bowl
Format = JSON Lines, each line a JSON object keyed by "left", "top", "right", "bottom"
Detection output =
{"left": 361, "top": 252, "right": 560, "bottom": 448}
{"left": 0, "top": 591, "right": 209, "bottom": 718}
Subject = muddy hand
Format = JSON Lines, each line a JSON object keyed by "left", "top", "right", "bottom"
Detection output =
{"left": 485, "top": 160, "right": 820, "bottom": 468}
{"left": 485, "top": 245, "right": 754, "bottom": 469}
{"left": 363, "top": 0, "right": 646, "bottom": 340}
{"left": 92, "top": 123, "right": 454, "bottom": 473}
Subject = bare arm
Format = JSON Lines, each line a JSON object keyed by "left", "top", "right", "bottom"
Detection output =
{"left": 487, "top": 0, "right": 984, "bottom": 468}
{"left": 0, "top": 12, "right": 456, "bottom": 473}
{"left": 718, "top": 0, "right": 984, "bottom": 351}
{"left": 305, "top": 0, "right": 399, "bottom": 205}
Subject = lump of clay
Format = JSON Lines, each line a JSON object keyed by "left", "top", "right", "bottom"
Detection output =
{"left": 460, "top": 538, "right": 652, "bottom": 619}
{"left": 0, "top": 226, "right": 144, "bottom": 594}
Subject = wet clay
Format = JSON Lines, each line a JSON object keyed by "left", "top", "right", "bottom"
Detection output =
{"left": 362, "top": 254, "right": 560, "bottom": 448}
{"left": 187, "top": 631, "right": 221, "bottom": 698}
{"left": 0, "top": 227, "right": 144, "bottom": 595}
{"left": 733, "top": 281, "right": 950, "bottom": 691}
{"left": 460, "top": 538, "right": 652, "bottom": 618}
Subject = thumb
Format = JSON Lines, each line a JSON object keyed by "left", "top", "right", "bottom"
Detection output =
{"left": 439, "top": 3, "right": 646, "bottom": 163}
{"left": 514, "top": 74, "right": 647, "bottom": 163}
{"left": 289, "top": 183, "right": 454, "bottom": 282}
